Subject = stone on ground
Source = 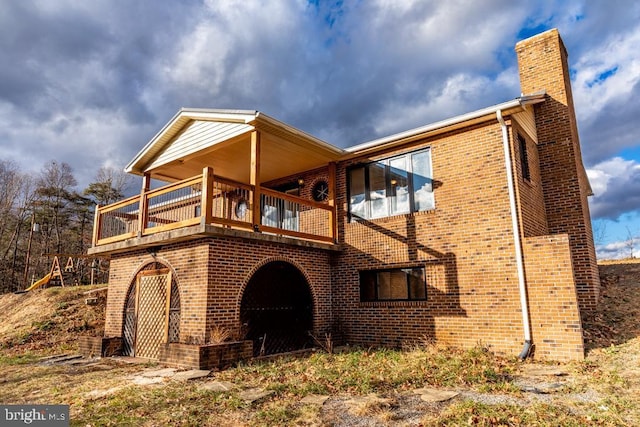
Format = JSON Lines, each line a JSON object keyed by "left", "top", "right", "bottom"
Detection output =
{"left": 239, "top": 388, "right": 274, "bottom": 403}
{"left": 172, "top": 369, "right": 211, "bottom": 381}
{"left": 131, "top": 376, "right": 165, "bottom": 385}
{"left": 200, "top": 380, "right": 237, "bottom": 392}
{"left": 300, "top": 394, "right": 330, "bottom": 406}
{"left": 413, "top": 387, "right": 459, "bottom": 402}
{"left": 140, "top": 368, "right": 177, "bottom": 378}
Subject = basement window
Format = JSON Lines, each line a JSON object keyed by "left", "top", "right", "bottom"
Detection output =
{"left": 348, "top": 148, "right": 434, "bottom": 220}
{"left": 359, "top": 267, "right": 427, "bottom": 302}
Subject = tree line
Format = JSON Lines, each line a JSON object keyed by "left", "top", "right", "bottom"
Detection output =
{"left": 0, "top": 159, "right": 130, "bottom": 293}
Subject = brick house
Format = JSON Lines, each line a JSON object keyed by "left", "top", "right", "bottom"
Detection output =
{"left": 86, "top": 29, "right": 599, "bottom": 366}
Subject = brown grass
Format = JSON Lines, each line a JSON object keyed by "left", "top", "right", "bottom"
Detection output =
{"left": 0, "top": 284, "right": 106, "bottom": 355}
{"left": 0, "top": 265, "right": 639, "bottom": 425}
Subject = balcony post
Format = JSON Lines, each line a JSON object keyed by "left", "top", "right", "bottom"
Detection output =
{"left": 137, "top": 173, "right": 150, "bottom": 237}
{"left": 92, "top": 204, "right": 101, "bottom": 247}
{"left": 202, "top": 166, "right": 214, "bottom": 225}
{"left": 328, "top": 161, "right": 337, "bottom": 243}
{"left": 250, "top": 130, "right": 261, "bottom": 231}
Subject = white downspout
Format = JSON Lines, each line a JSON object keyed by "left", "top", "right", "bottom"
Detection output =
{"left": 497, "top": 110, "right": 533, "bottom": 360}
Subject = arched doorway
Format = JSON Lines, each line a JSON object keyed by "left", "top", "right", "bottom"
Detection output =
{"left": 240, "top": 261, "right": 313, "bottom": 356}
{"left": 122, "top": 263, "right": 180, "bottom": 358}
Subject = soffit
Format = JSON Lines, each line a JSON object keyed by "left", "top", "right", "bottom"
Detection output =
{"left": 344, "top": 92, "right": 546, "bottom": 158}
{"left": 126, "top": 109, "right": 344, "bottom": 184}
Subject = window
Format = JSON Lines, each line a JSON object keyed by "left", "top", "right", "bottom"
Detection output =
{"left": 517, "top": 133, "right": 530, "bottom": 181}
{"left": 359, "top": 267, "right": 427, "bottom": 302}
{"left": 348, "top": 148, "right": 433, "bottom": 220}
{"left": 261, "top": 184, "right": 300, "bottom": 231}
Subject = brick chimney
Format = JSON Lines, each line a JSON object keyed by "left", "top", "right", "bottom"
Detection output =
{"left": 515, "top": 29, "right": 600, "bottom": 312}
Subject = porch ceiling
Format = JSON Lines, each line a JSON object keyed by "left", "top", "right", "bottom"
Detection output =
{"left": 126, "top": 108, "right": 344, "bottom": 184}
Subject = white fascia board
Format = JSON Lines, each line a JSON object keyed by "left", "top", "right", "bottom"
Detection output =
{"left": 178, "top": 108, "right": 259, "bottom": 123}
{"left": 345, "top": 92, "right": 546, "bottom": 154}
{"left": 125, "top": 109, "right": 185, "bottom": 174}
{"left": 254, "top": 112, "right": 345, "bottom": 156}
{"left": 124, "top": 108, "right": 260, "bottom": 174}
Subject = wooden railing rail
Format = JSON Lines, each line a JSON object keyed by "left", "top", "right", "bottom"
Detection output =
{"left": 259, "top": 188, "right": 334, "bottom": 243}
{"left": 93, "top": 171, "right": 336, "bottom": 246}
{"left": 142, "top": 175, "right": 204, "bottom": 235}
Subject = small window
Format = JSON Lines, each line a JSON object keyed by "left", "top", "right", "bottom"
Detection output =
{"left": 517, "top": 133, "right": 530, "bottom": 181}
{"left": 359, "top": 267, "right": 427, "bottom": 302}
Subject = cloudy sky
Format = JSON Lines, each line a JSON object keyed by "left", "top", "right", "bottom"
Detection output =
{"left": 0, "top": 0, "right": 639, "bottom": 258}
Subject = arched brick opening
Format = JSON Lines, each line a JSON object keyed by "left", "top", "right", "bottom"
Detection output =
{"left": 240, "top": 260, "right": 313, "bottom": 356}
{"left": 122, "top": 261, "right": 181, "bottom": 358}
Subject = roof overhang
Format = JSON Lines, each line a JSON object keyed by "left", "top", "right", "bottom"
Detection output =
{"left": 125, "top": 108, "right": 345, "bottom": 183}
{"left": 124, "top": 93, "right": 547, "bottom": 183}
{"left": 344, "top": 91, "right": 547, "bottom": 158}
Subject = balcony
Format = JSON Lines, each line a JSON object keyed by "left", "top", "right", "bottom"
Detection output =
{"left": 89, "top": 167, "right": 337, "bottom": 254}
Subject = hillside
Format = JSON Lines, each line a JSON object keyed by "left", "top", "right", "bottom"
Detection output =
{"left": 0, "top": 284, "right": 106, "bottom": 356}
{"left": 583, "top": 261, "right": 640, "bottom": 349}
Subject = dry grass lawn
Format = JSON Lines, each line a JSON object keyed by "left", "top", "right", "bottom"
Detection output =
{"left": 0, "top": 263, "right": 639, "bottom": 426}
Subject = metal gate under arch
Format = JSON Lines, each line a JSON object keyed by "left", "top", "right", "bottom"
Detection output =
{"left": 122, "top": 265, "right": 180, "bottom": 358}
{"left": 240, "top": 261, "right": 313, "bottom": 356}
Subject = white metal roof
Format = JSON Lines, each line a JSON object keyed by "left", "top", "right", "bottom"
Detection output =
{"left": 124, "top": 93, "right": 547, "bottom": 182}
{"left": 345, "top": 92, "right": 546, "bottom": 155}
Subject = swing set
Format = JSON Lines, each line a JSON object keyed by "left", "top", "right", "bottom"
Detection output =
{"left": 23, "top": 254, "right": 106, "bottom": 292}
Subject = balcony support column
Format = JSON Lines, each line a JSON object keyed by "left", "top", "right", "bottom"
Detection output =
{"left": 250, "top": 130, "right": 261, "bottom": 231}
{"left": 328, "top": 162, "right": 337, "bottom": 243}
{"left": 137, "top": 173, "right": 150, "bottom": 237}
{"left": 92, "top": 204, "right": 101, "bottom": 247}
{"left": 202, "top": 167, "right": 214, "bottom": 225}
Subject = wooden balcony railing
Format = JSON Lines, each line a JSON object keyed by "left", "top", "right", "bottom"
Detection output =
{"left": 92, "top": 168, "right": 336, "bottom": 247}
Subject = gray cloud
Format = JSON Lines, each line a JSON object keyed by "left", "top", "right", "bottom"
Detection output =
{"left": 0, "top": 0, "right": 638, "bottom": 219}
{"left": 579, "top": 76, "right": 640, "bottom": 166}
{"left": 588, "top": 157, "right": 640, "bottom": 220}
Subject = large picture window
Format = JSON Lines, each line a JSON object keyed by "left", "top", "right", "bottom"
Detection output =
{"left": 359, "top": 267, "right": 427, "bottom": 302}
{"left": 348, "top": 148, "right": 433, "bottom": 220}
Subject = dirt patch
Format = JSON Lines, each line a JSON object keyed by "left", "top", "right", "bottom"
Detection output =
{"left": 583, "top": 263, "right": 640, "bottom": 349}
{"left": 0, "top": 285, "right": 106, "bottom": 355}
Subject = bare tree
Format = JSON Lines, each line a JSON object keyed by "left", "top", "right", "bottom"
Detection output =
{"left": 592, "top": 219, "right": 608, "bottom": 247}
{"left": 36, "top": 160, "right": 78, "bottom": 254}
{"left": 84, "top": 166, "right": 131, "bottom": 205}
{"left": 0, "top": 160, "right": 23, "bottom": 245}
{"left": 0, "top": 159, "right": 118, "bottom": 292}
{"left": 0, "top": 160, "right": 37, "bottom": 292}
{"left": 626, "top": 226, "right": 636, "bottom": 259}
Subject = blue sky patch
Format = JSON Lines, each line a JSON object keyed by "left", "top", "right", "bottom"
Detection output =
{"left": 587, "top": 66, "right": 618, "bottom": 87}
{"left": 618, "top": 145, "right": 640, "bottom": 161}
{"left": 517, "top": 21, "right": 552, "bottom": 40}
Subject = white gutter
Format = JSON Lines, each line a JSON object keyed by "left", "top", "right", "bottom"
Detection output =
{"left": 254, "top": 112, "right": 345, "bottom": 155}
{"left": 346, "top": 91, "right": 546, "bottom": 155}
{"left": 496, "top": 109, "right": 532, "bottom": 359}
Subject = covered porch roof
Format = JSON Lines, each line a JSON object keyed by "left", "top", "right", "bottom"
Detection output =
{"left": 125, "top": 108, "right": 345, "bottom": 184}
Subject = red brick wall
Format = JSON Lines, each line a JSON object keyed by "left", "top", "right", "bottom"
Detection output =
{"left": 332, "top": 123, "right": 531, "bottom": 356}
{"left": 158, "top": 341, "right": 253, "bottom": 370}
{"left": 204, "top": 236, "right": 333, "bottom": 339}
{"left": 510, "top": 121, "right": 549, "bottom": 238}
{"left": 516, "top": 29, "right": 600, "bottom": 312}
{"left": 104, "top": 237, "right": 333, "bottom": 346}
{"left": 105, "top": 242, "right": 210, "bottom": 341}
{"left": 523, "top": 234, "right": 584, "bottom": 361}
{"left": 331, "top": 113, "right": 585, "bottom": 360}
